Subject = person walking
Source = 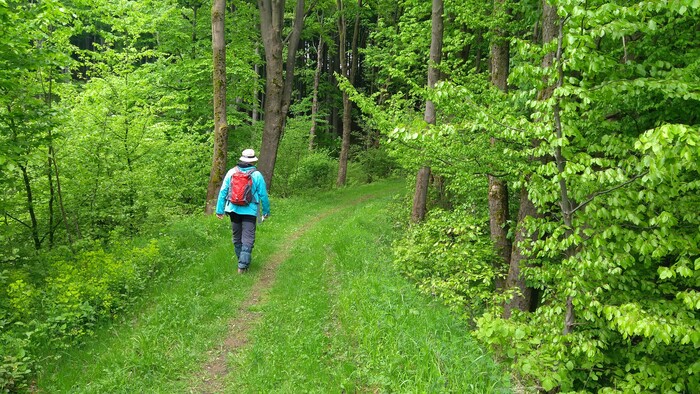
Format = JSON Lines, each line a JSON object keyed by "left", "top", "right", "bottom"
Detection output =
{"left": 216, "top": 149, "right": 270, "bottom": 274}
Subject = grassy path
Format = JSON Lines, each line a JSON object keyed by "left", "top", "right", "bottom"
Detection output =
{"left": 35, "top": 180, "right": 510, "bottom": 393}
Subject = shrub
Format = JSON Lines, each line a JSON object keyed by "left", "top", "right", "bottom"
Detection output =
{"left": 354, "top": 147, "right": 396, "bottom": 183}
{"left": 272, "top": 118, "right": 315, "bottom": 196}
{"left": 288, "top": 150, "right": 338, "bottom": 192}
{"left": 0, "top": 239, "right": 167, "bottom": 392}
{"left": 393, "top": 206, "right": 499, "bottom": 322}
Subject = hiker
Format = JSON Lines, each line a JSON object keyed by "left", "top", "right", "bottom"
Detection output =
{"left": 216, "top": 148, "right": 270, "bottom": 274}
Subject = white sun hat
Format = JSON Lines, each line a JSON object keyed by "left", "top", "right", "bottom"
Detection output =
{"left": 239, "top": 148, "right": 258, "bottom": 163}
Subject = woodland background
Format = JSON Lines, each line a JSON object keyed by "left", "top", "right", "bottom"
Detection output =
{"left": 1, "top": 0, "right": 699, "bottom": 392}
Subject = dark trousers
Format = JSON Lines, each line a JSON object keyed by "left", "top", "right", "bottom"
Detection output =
{"left": 228, "top": 212, "right": 257, "bottom": 269}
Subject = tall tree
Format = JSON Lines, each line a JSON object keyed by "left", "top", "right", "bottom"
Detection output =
{"left": 488, "top": 0, "right": 511, "bottom": 289}
{"left": 257, "top": 0, "right": 306, "bottom": 188}
{"left": 410, "top": 0, "right": 443, "bottom": 222}
{"left": 503, "top": 0, "right": 557, "bottom": 318}
{"left": 205, "top": 0, "right": 228, "bottom": 214}
{"left": 309, "top": 34, "right": 324, "bottom": 150}
{"left": 336, "top": 0, "right": 362, "bottom": 186}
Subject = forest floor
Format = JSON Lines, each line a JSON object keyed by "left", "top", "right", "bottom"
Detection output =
{"left": 35, "top": 180, "right": 511, "bottom": 393}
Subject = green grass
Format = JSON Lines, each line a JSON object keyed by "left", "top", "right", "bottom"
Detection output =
{"left": 35, "top": 180, "right": 510, "bottom": 393}
{"left": 225, "top": 184, "right": 510, "bottom": 393}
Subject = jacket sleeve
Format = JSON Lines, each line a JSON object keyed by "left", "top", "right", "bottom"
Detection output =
{"left": 216, "top": 169, "right": 233, "bottom": 215}
{"left": 254, "top": 172, "right": 270, "bottom": 216}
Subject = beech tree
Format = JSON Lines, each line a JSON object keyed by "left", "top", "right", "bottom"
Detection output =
{"left": 410, "top": 0, "right": 443, "bottom": 222}
{"left": 335, "top": 0, "right": 362, "bottom": 186}
{"left": 257, "top": 0, "right": 306, "bottom": 187}
{"left": 503, "top": 0, "right": 557, "bottom": 318}
{"left": 204, "top": 0, "right": 228, "bottom": 214}
{"left": 487, "top": 0, "right": 511, "bottom": 289}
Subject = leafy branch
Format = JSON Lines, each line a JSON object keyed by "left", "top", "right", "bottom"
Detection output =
{"left": 569, "top": 171, "right": 648, "bottom": 216}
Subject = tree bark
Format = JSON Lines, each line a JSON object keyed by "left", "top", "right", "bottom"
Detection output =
{"left": 474, "top": 29, "right": 483, "bottom": 73}
{"left": 309, "top": 36, "right": 323, "bottom": 150}
{"left": 205, "top": 0, "right": 228, "bottom": 214}
{"left": 503, "top": 185, "right": 537, "bottom": 318}
{"left": 257, "top": 0, "right": 305, "bottom": 188}
{"left": 411, "top": 0, "right": 443, "bottom": 223}
{"left": 336, "top": 0, "right": 361, "bottom": 187}
{"left": 488, "top": 176, "right": 510, "bottom": 288}
{"left": 411, "top": 166, "right": 431, "bottom": 223}
{"left": 50, "top": 147, "right": 75, "bottom": 243}
{"left": 488, "top": 0, "right": 511, "bottom": 290}
{"left": 47, "top": 153, "right": 55, "bottom": 248}
{"left": 253, "top": 45, "right": 260, "bottom": 123}
{"left": 20, "top": 163, "right": 41, "bottom": 250}
{"left": 424, "top": 0, "right": 443, "bottom": 125}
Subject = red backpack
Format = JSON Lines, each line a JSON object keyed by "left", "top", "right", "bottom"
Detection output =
{"left": 227, "top": 168, "right": 256, "bottom": 206}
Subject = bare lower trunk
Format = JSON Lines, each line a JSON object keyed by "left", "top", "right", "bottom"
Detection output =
{"left": 257, "top": 0, "right": 305, "bottom": 188}
{"left": 336, "top": 0, "right": 361, "bottom": 187}
{"left": 20, "top": 164, "right": 41, "bottom": 250}
{"left": 309, "top": 37, "right": 323, "bottom": 150}
{"left": 252, "top": 46, "right": 260, "bottom": 123}
{"left": 503, "top": 185, "right": 538, "bottom": 318}
{"left": 488, "top": 176, "right": 510, "bottom": 288}
{"left": 411, "top": 166, "right": 431, "bottom": 223}
{"left": 411, "top": 0, "right": 443, "bottom": 222}
{"left": 47, "top": 154, "right": 55, "bottom": 248}
{"left": 50, "top": 147, "right": 75, "bottom": 244}
{"left": 336, "top": 91, "right": 352, "bottom": 186}
{"left": 205, "top": 0, "right": 228, "bottom": 214}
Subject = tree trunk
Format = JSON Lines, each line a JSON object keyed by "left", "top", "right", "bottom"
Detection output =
{"left": 545, "top": 3, "right": 575, "bottom": 336}
{"left": 411, "top": 0, "right": 443, "bottom": 222}
{"left": 411, "top": 166, "right": 431, "bottom": 223}
{"left": 309, "top": 36, "right": 323, "bottom": 150}
{"left": 474, "top": 29, "right": 483, "bottom": 73}
{"left": 44, "top": 72, "right": 74, "bottom": 247}
{"left": 51, "top": 147, "right": 75, "bottom": 243}
{"left": 47, "top": 154, "right": 55, "bottom": 248}
{"left": 253, "top": 45, "right": 260, "bottom": 123}
{"left": 20, "top": 163, "right": 41, "bottom": 250}
{"left": 504, "top": 0, "right": 558, "bottom": 318}
{"left": 488, "top": 176, "right": 510, "bottom": 288}
{"left": 488, "top": 0, "right": 511, "bottom": 290}
{"left": 336, "top": 0, "right": 361, "bottom": 187}
{"left": 503, "top": 185, "right": 538, "bottom": 318}
{"left": 205, "top": 0, "right": 228, "bottom": 214}
{"left": 257, "top": 0, "right": 305, "bottom": 188}
{"left": 424, "top": 0, "right": 443, "bottom": 124}
{"left": 537, "top": 3, "right": 577, "bottom": 333}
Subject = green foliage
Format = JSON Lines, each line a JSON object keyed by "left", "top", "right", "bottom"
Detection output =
{"left": 353, "top": 147, "right": 397, "bottom": 183}
{"left": 272, "top": 117, "right": 321, "bottom": 196}
{"left": 364, "top": 0, "right": 700, "bottom": 392}
{"left": 0, "top": 214, "right": 218, "bottom": 392}
{"left": 472, "top": 1, "right": 700, "bottom": 392}
{"left": 270, "top": 116, "right": 392, "bottom": 196}
{"left": 288, "top": 150, "right": 338, "bottom": 191}
{"left": 55, "top": 70, "right": 210, "bottom": 239}
{"left": 393, "top": 206, "right": 498, "bottom": 321}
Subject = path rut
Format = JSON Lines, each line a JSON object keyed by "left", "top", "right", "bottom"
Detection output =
{"left": 193, "top": 196, "right": 371, "bottom": 393}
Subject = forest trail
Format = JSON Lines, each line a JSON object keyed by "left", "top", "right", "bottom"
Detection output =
{"left": 35, "top": 181, "right": 509, "bottom": 393}
{"left": 196, "top": 195, "right": 373, "bottom": 392}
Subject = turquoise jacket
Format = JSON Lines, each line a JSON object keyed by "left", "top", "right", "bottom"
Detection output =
{"left": 216, "top": 165, "right": 270, "bottom": 217}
